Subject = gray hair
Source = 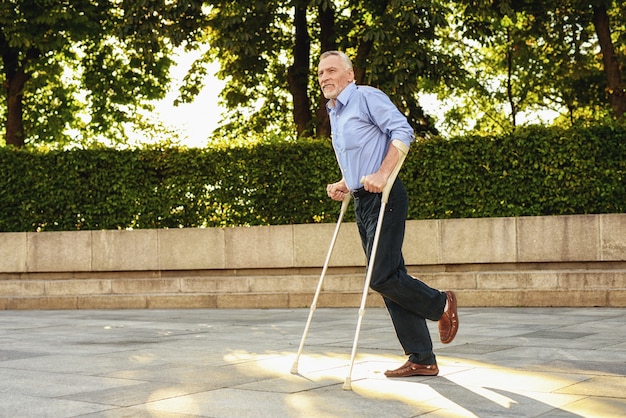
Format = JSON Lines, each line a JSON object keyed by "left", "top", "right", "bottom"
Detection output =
{"left": 320, "top": 50, "right": 353, "bottom": 70}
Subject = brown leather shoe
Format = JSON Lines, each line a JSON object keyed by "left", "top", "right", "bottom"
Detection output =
{"left": 384, "top": 361, "right": 439, "bottom": 377}
{"left": 438, "top": 290, "right": 459, "bottom": 344}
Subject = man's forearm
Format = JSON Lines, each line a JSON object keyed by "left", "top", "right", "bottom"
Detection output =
{"left": 377, "top": 143, "right": 399, "bottom": 181}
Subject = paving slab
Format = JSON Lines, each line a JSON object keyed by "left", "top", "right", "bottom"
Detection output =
{"left": 0, "top": 307, "right": 624, "bottom": 417}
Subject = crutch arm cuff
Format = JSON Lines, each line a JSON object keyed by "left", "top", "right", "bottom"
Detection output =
{"left": 381, "top": 139, "right": 409, "bottom": 202}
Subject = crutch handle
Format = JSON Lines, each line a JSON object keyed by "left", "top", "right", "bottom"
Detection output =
{"left": 340, "top": 190, "right": 351, "bottom": 213}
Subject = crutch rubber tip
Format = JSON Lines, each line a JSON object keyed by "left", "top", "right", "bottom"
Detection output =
{"left": 290, "top": 363, "right": 299, "bottom": 374}
{"left": 342, "top": 378, "right": 352, "bottom": 391}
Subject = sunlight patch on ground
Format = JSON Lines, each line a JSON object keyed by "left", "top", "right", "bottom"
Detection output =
{"left": 222, "top": 350, "right": 601, "bottom": 416}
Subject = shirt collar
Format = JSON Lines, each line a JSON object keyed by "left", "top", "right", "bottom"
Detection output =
{"left": 326, "top": 82, "right": 357, "bottom": 111}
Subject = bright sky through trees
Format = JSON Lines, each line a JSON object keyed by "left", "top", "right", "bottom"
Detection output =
{"left": 152, "top": 49, "right": 225, "bottom": 148}
{"left": 153, "top": 57, "right": 557, "bottom": 148}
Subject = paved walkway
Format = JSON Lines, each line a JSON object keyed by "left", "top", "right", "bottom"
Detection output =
{"left": 0, "top": 307, "right": 625, "bottom": 417}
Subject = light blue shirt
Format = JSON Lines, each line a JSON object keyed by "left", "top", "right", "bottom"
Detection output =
{"left": 327, "top": 82, "right": 414, "bottom": 191}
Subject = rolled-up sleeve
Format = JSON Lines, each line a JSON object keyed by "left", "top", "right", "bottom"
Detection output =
{"left": 362, "top": 87, "right": 415, "bottom": 148}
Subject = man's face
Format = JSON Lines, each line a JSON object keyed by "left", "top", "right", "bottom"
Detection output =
{"left": 318, "top": 55, "right": 354, "bottom": 100}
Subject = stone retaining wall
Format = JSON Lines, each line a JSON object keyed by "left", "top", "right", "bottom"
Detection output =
{"left": 1, "top": 214, "right": 625, "bottom": 309}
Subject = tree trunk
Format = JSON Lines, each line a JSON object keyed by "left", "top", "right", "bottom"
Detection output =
{"left": 315, "top": 2, "right": 336, "bottom": 137}
{"left": 592, "top": 4, "right": 625, "bottom": 119}
{"left": 287, "top": 3, "right": 313, "bottom": 138}
{"left": 353, "top": 0, "right": 388, "bottom": 85}
{"left": 3, "top": 49, "right": 28, "bottom": 148}
{"left": 354, "top": 39, "right": 373, "bottom": 85}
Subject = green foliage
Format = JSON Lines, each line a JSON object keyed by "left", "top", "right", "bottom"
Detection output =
{"left": 437, "top": 0, "right": 618, "bottom": 136}
{"left": 1, "top": 125, "right": 624, "bottom": 232}
{"left": 0, "top": 138, "right": 342, "bottom": 231}
{"left": 0, "top": 0, "right": 206, "bottom": 147}
{"left": 404, "top": 123, "right": 626, "bottom": 218}
{"left": 3, "top": 0, "right": 624, "bottom": 149}
{"left": 181, "top": 0, "right": 625, "bottom": 141}
{"left": 186, "top": 0, "right": 453, "bottom": 138}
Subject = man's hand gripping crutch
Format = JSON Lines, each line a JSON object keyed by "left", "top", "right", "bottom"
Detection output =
{"left": 343, "top": 139, "right": 409, "bottom": 390}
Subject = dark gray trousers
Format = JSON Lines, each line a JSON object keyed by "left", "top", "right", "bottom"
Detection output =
{"left": 354, "top": 178, "right": 446, "bottom": 365}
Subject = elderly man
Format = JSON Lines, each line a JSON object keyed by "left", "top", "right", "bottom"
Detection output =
{"left": 319, "top": 50, "right": 459, "bottom": 377}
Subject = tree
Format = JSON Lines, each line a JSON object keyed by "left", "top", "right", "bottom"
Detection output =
{"left": 444, "top": 0, "right": 625, "bottom": 136}
{"left": 507, "top": 0, "right": 626, "bottom": 121}
{"left": 5, "top": 1, "right": 623, "bottom": 148}
{"left": 184, "top": 0, "right": 624, "bottom": 142}
{"left": 591, "top": 0, "right": 626, "bottom": 119}
{"left": 182, "top": 0, "right": 458, "bottom": 142}
{"left": 0, "top": 0, "right": 206, "bottom": 148}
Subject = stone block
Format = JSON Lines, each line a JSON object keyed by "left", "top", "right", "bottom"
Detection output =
{"left": 224, "top": 225, "right": 294, "bottom": 269}
{"left": 608, "top": 290, "right": 626, "bottom": 307}
{"left": 180, "top": 277, "right": 219, "bottom": 293}
{"left": 0, "top": 280, "right": 45, "bottom": 296}
{"left": 45, "top": 279, "right": 111, "bottom": 296}
{"left": 216, "top": 277, "right": 250, "bottom": 293}
{"left": 5, "top": 296, "right": 78, "bottom": 310}
{"left": 404, "top": 220, "right": 440, "bottom": 265}
{"left": 216, "top": 293, "right": 288, "bottom": 308}
{"left": 558, "top": 271, "right": 626, "bottom": 289}
{"left": 0, "top": 233, "right": 27, "bottom": 273}
{"left": 39, "top": 296, "right": 78, "bottom": 309}
{"left": 600, "top": 214, "right": 626, "bottom": 261}
{"left": 92, "top": 230, "right": 158, "bottom": 271}
{"left": 307, "top": 291, "right": 382, "bottom": 308}
{"left": 293, "top": 222, "right": 364, "bottom": 267}
{"left": 461, "top": 290, "right": 522, "bottom": 307}
{"left": 412, "top": 272, "right": 476, "bottom": 291}
{"left": 518, "top": 215, "right": 599, "bottom": 262}
{"left": 77, "top": 295, "right": 147, "bottom": 309}
{"left": 249, "top": 276, "right": 319, "bottom": 293}
{"left": 288, "top": 293, "right": 315, "bottom": 308}
{"left": 27, "top": 231, "right": 92, "bottom": 272}
{"left": 158, "top": 228, "right": 225, "bottom": 270}
{"left": 5, "top": 297, "right": 44, "bottom": 310}
{"left": 111, "top": 278, "right": 180, "bottom": 294}
{"left": 477, "top": 272, "right": 558, "bottom": 289}
{"left": 521, "top": 290, "right": 607, "bottom": 307}
{"left": 321, "top": 275, "right": 365, "bottom": 292}
{"left": 440, "top": 217, "right": 517, "bottom": 264}
{"left": 295, "top": 275, "right": 329, "bottom": 292}
{"left": 146, "top": 294, "right": 217, "bottom": 309}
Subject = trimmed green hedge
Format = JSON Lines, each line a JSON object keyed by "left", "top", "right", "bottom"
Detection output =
{"left": 406, "top": 124, "right": 626, "bottom": 219}
{"left": 1, "top": 125, "right": 624, "bottom": 232}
